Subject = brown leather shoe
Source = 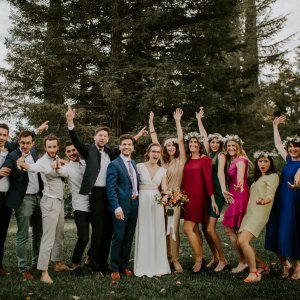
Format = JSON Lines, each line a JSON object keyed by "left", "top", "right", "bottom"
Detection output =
{"left": 22, "top": 271, "right": 34, "bottom": 281}
{"left": 111, "top": 271, "right": 121, "bottom": 281}
{"left": 122, "top": 268, "right": 134, "bottom": 276}
{"left": 0, "top": 268, "right": 10, "bottom": 276}
{"left": 54, "top": 262, "right": 70, "bottom": 272}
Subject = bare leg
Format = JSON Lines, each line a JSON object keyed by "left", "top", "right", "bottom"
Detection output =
{"left": 224, "top": 227, "right": 247, "bottom": 273}
{"left": 183, "top": 221, "right": 203, "bottom": 272}
{"left": 204, "top": 217, "right": 227, "bottom": 271}
{"left": 203, "top": 222, "right": 218, "bottom": 268}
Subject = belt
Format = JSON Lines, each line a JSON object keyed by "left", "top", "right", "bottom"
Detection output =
{"left": 26, "top": 193, "right": 39, "bottom": 197}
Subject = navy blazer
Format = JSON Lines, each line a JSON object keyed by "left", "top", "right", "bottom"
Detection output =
{"left": 106, "top": 156, "right": 139, "bottom": 215}
{"left": 69, "top": 127, "right": 119, "bottom": 195}
{"left": 2, "top": 148, "right": 43, "bottom": 209}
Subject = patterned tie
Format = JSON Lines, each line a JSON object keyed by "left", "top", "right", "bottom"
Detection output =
{"left": 127, "top": 160, "right": 137, "bottom": 196}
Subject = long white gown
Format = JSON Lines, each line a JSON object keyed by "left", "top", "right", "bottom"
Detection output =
{"left": 134, "top": 163, "right": 171, "bottom": 277}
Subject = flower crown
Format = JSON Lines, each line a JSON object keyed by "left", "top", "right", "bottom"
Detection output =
{"left": 283, "top": 135, "right": 300, "bottom": 148}
{"left": 253, "top": 150, "right": 278, "bottom": 159}
{"left": 184, "top": 132, "right": 205, "bottom": 144}
{"left": 222, "top": 134, "right": 244, "bottom": 146}
{"left": 207, "top": 133, "right": 223, "bottom": 142}
{"left": 164, "top": 138, "right": 178, "bottom": 147}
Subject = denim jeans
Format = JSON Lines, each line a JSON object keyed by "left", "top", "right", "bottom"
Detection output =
{"left": 15, "top": 195, "right": 42, "bottom": 272}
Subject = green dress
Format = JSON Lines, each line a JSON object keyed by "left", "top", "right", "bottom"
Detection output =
{"left": 209, "top": 153, "right": 225, "bottom": 218}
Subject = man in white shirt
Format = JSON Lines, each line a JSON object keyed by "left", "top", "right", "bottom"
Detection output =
{"left": 18, "top": 134, "right": 69, "bottom": 284}
{"left": 56, "top": 141, "right": 91, "bottom": 273}
{"left": 1, "top": 131, "right": 43, "bottom": 281}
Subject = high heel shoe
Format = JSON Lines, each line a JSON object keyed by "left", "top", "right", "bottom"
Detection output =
{"left": 291, "top": 267, "right": 300, "bottom": 280}
{"left": 214, "top": 259, "right": 228, "bottom": 272}
{"left": 173, "top": 261, "right": 183, "bottom": 273}
{"left": 206, "top": 259, "right": 219, "bottom": 269}
{"left": 257, "top": 265, "right": 270, "bottom": 275}
{"left": 191, "top": 259, "right": 206, "bottom": 274}
{"left": 244, "top": 271, "right": 261, "bottom": 283}
{"left": 231, "top": 263, "right": 248, "bottom": 274}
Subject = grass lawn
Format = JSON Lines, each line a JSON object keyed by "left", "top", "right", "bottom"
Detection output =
{"left": 1, "top": 218, "right": 299, "bottom": 300}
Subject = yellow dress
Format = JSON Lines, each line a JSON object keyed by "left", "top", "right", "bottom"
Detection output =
{"left": 239, "top": 173, "right": 279, "bottom": 238}
{"left": 163, "top": 157, "right": 185, "bottom": 263}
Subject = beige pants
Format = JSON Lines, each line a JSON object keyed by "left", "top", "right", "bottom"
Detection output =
{"left": 166, "top": 206, "right": 181, "bottom": 263}
{"left": 37, "top": 196, "right": 64, "bottom": 271}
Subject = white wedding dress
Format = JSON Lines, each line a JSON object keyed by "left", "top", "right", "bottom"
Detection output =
{"left": 134, "top": 163, "right": 171, "bottom": 277}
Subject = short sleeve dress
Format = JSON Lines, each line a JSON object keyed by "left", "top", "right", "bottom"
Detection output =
{"left": 265, "top": 156, "right": 300, "bottom": 260}
{"left": 222, "top": 157, "right": 249, "bottom": 229}
{"left": 182, "top": 156, "right": 214, "bottom": 224}
{"left": 239, "top": 173, "right": 279, "bottom": 238}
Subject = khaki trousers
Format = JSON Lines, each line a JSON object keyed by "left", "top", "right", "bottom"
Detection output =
{"left": 37, "top": 196, "right": 64, "bottom": 271}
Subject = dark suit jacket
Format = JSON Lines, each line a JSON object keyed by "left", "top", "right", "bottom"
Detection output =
{"left": 68, "top": 127, "right": 120, "bottom": 195}
{"left": 2, "top": 148, "right": 43, "bottom": 209}
{"left": 106, "top": 156, "right": 139, "bottom": 215}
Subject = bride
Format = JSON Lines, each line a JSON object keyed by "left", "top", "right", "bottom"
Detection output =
{"left": 134, "top": 143, "right": 171, "bottom": 277}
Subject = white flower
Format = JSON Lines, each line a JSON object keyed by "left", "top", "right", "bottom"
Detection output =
{"left": 253, "top": 150, "right": 278, "bottom": 159}
{"left": 208, "top": 133, "right": 223, "bottom": 142}
{"left": 184, "top": 132, "right": 205, "bottom": 144}
{"left": 221, "top": 134, "right": 244, "bottom": 146}
{"left": 283, "top": 135, "right": 300, "bottom": 148}
{"left": 163, "top": 138, "right": 178, "bottom": 147}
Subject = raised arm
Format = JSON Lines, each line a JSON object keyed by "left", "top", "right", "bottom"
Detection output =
{"left": 273, "top": 115, "right": 287, "bottom": 160}
{"left": 134, "top": 127, "right": 148, "bottom": 141}
{"left": 173, "top": 108, "right": 186, "bottom": 162}
{"left": 195, "top": 107, "right": 209, "bottom": 154}
{"left": 148, "top": 111, "right": 159, "bottom": 144}
{"left": 66, "top": 106, "right": 88, "bottom": 158}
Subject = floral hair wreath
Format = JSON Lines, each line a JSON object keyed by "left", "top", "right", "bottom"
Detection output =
{"left": 253, "top": 150, "right": 278, "bottom": 159}
{"left": 184, "top": 132, "right": 205, "bottom": 144}
{"left": 207, "top": 133, "right": 223, "bottom": 142}
{"left": 282, "top": 135, "right": 300, "bottom": 148}
{"left": 221, "top": 134, "right": 244, "bottom": 146}
{"left": 163, "top": 138, "right": 178, "bottom": 147}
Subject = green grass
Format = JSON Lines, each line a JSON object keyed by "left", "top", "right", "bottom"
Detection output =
{"left": 1, "top": 218, "right": 299, "bottom": 300}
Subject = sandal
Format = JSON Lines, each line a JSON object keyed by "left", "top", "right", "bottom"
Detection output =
{"left": 291, "top": 267, "right": 300, "bottom": 280}
{"left": 173, "top": 261, "right": 183, "bottom": 273}
{"left": 231, "top": 263, "right": 248, "bottom": 274}
{"left": 257, "top": 265, "right": 270, "bottom": 275}
{"left": 214, "top": 260, "right": 228, "bottom": 272}
{"left": 281, "top": 264, "right": 291, "bottom": 279}
{"left": 244, "top": 271, "right": 261, "bottom": 283}
{"left": 206, "top": 259, "right": 219, "bottom": 269}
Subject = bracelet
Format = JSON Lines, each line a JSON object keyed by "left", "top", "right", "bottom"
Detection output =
{"left": 150, "top": 131, "right": 155, "bottom": 134}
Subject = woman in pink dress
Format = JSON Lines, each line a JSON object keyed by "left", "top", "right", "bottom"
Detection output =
{"left": 182, "top": 132, "right": 218, "bottom": 273}
{"left": 219, "top": 134, "right": 250, "bottom": 273}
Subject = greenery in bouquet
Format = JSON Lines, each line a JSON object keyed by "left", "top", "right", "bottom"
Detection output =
{"left": 155, "top": 190, "right": 189, "bottom": 216}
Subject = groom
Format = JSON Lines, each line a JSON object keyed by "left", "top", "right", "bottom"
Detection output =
{"left": 106, "top": 134, "right": 139, "bottom": 281}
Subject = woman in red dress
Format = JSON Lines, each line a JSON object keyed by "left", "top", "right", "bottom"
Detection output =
{"left": 182, "top": 132, "right": 218, "bottom": 273}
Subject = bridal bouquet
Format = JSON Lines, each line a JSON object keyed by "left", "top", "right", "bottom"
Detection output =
{"left": 155, "top": 189, "right": 189, "bottom": 216}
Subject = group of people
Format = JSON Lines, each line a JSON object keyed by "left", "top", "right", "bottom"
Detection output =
{"left": 0, "top": 106, "right": 299, "bottom": 285}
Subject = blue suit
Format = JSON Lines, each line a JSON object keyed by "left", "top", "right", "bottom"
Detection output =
{"left": 106, "top": 156, "right": 139, "bottom": 272}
